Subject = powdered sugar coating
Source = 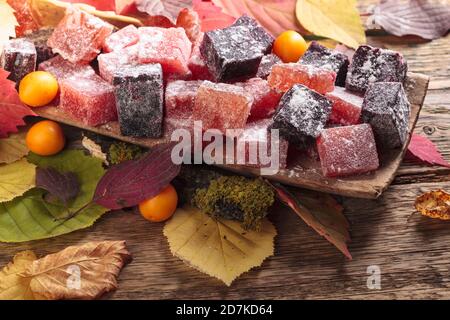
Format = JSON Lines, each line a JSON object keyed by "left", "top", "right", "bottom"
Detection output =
{"left": 232, "top": 15, "right": 274, "bottom": 52}
{"left": 39, "top": 55, "right": 95, "bottom": 82}
{"left": 268, "top": 63, "right": 336, "bottom": 94}
{"left": 98, "top": 44, "right": 138, "bottom": 83}
{"left": 325, "top": 86, "right": 363, "bottom": 126}
{"left": 0, "top": 38, "right": 36, "bottom": 83}
{"left": 361, "top": 82, "right": 410, "bottom": 148}
{"left": 47, "top": 8, "right": 113, "bottom": 64}
{"left": 317, "top": 124, "right": 379, "bottom": 177}
{"left": 346, "top": 45, "right": 407, "bottom": 93}
{"left": 165, "top": 80, "right": 203, "bottom": 118}
{"left": 102, "top": 24, "right": 139, "bottom": 53}
{"left": 24, "top": 28, "right": 56, "bottom": 66}
{"left": 188, "top": 33, "right": 214, "bottom": 81}
{"left": 299, "top": 41, "right": 349, "bottom": 86}
{"left": 256, "top": 53, "right": 282, "bottom": 79}
{"left": 193, "top": 81, "right": 253, "bottom": 134}
{"left": 272, "top": 84, "right": 332, "bottom": 146}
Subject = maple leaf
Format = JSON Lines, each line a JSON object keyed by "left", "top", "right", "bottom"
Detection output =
{"left": 407, "top": 133, "right": 450, "bottom": 168}
{"left": 415, "top": 189, "right": 450, "bottom": 220}
{"left": 0, "top": 69, "right": 36, "bottom": 138}
{"left": 0, "top": 0, "right": 18, "bottom": 44}
{"left": 193, "top": 0, "right": 235, "bottom": 32}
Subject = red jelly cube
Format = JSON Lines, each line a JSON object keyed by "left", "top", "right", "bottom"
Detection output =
{"left": 60, "top": 74, "right": 117, "bottom": 126}
{"left": 192, "top": 81, "right": 253, "bottom": 134}
{"left": 7, "top": 0, "right": 39, "bottom": 36}
{"left": 188, "top": 33, "right": 213, "bottom": 81}
{"left": 102, "top": 24, "right": 140, "bottom": 53}
{"left": 98, "top": 44, "right": 138, "bottom": 83}
{"left": 268, "top": 63, "right": 336, "bottom": 94}
{"left": 39, "top": 55, "right": 96, "bottom": 82}
{"left": 47, "top": 8, "right": 113, "bottom": 64}
{"left": 325, "top": 86, "right": 363, "bottom": 126}
{"left": 317, "top": 124, "right": 379, "bottom": 177}
{"left": 138, "top": 27, "right": 192, "bottom": 76}
{"left": 236, "top": 78, "right": 282, "bottom": 120}
{"left": 165, "top": 80, "right": 203, "bottom": 119}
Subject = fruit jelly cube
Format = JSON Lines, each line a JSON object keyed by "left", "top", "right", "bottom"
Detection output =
{"left": 60, "top": 74, "right": 117, "bottom": 126}
{"left": 137, "top": 27, "right": 192, "bottom": 76}
{"left": 325, "top": 87, "right": 363, "bottom": 126}
{"left": 164, "top": 116, "right": 195, "bottom": 141}
{"left": 268, "top": 63, "right": 336, "bottom": 94}
{"left": 317, "top": 124, "right": 379, "bottom": 177}
{"left": 200, "top": 18, "right": 273, "bottom": 82}
{"left": 47, "top": 8, "right": 114, "bottom": 64}
{"left": 113, "top": 64, "right": 164, "bottom": 138}
{"left": 24, "top": 28, "right": 56, "bottom": 66}
{"left": 299, "top": 41, "right": 349, "bottom": 86}
{"left": 165, "top": 80, "right": 203, "bottom": 119}
{"left": 188, "top": 33, "right": 214, "bottom": 81}
{"left": 232, "top": 15, "right": 274, "bottom": 52}
{"left": 176, "top": 8, "right": 201, "bottom": 43}
{"left": 346, "top": 45, "right": 408, "bottom": 93}
{"left": 98, "top": 44, "right": 138, "bottom": 83}
{"left": 192, "top": 81, "right": 253, "bottom": 134}
{"left": 256, "top": 53, "right": 282, "bottom": 79}
{"left": 0, "top": 39, "right": 36, "bottom": 83}
{"left": 271, "top": 84, "right": 332, "bottom": 146}
{"left": 7, "top": 0, "right": 39, "bottom": 36}
{"left": 102, "top": 24, "right": 140, "bottom": 53}
{"left": 235, "top": 78, "right": 282, "bottom": 120}
{"left": 361, "top": 82, "right": 410, "bottom": 148}
{"left": 38, "top": 55, "right": 96, "bottom": 82}
{"left": 236, "top": 119, "right": 289, "bottom": 169}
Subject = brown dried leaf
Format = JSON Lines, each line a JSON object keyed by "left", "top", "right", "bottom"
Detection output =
{"left": 23, "top": 241, "right": 132, "bottom": 300}
{"left": 415, "top": 189, "right": 450, "bottom": 220}
{"left": 0, "top": 251, "right": 37, "bottom": 300}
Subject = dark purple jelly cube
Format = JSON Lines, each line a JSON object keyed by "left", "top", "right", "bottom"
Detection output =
{"left": 299, "top": 41, "right": 349, "bottom": 86}
{"left": 200, "top": 15, "right": 274, "bottom": 82}
{"left": 24, "top": 28, "right": 56, "bottom": 66}
{"left": 0, "top": 39, "right": 36, "bottom": 83}
{"left": 256, "top": 53, "right": 282, "bottom": 79}
{"left": 346, "top": 45, "right": 407, "bottom": 93}
{"left": 271, "top": 84, "right": 332, "bottom": 146}
{"left": 113, "top": 64, "right": 164, "bottom": 138}
{"left": 361, "top": 82, "right": 410, "bottom": 148}
{"left": 232, "top": 15, "right": 274, "bottom": 52}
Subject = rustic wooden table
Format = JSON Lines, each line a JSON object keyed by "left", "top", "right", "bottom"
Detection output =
{"left": 1, "top": 2, "right": 449, "bottom": 300}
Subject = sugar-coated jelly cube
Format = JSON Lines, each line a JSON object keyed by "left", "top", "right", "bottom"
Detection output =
{"left": 325, "top": 87, "right": 363, "bottom": 126}
{"left": 317, "top": 124, "right": 379, "bottom": 177}
{"left": 299, "top": 41, "right": 349, "bottom": 86}
{"left": 38, "top": 55, "right": 96, "bottom": 82}
{"left": 0, "top": 38, "right": 36, "bottom": 83}
{"left": 271, "top": 84, "right": 332, "bottom": 146}
{"left": 165, "top": 80, "right": 203, "bottom": 119}
{"left": 24, "top": 28, "right": 56, "bottom": 66}
{"left": 346, "top": 45, "right": 407, "bottom": 93}
{"left": 361, "top": 82, "right": 410, "bottom": 148}
{"left": 192, "top": 81, "right": 253, "bottom": 134}
{"left": 268, "top": 63, "right": 336, "bottom": 94}
{"left": 102, "top": 24, "right": 140, "bottom": 53}
{"left": 60, "top": 74, "right": 117, "bottom": 126}
{"left": 113, "top": 64, "right": 164, "bottom": 138}
{"left": 7, "top": 0, "right": 39, "bottom": 36}
{"left": 188, "top": 33, "right": 214, "bottom": 81}
{"left": 98, "top": 44, "right": 138, "bottom": 83}
{"left": 256, "top": 53, "right": 282, "bottom": 79}
{"left": 47, "top": 8, "right": 113, "bottom": 64}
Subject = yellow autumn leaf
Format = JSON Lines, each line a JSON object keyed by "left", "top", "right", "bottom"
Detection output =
{"left": 0, "top": 251, "right": 37, "bottom": 300}
{"left": 0, "top": 158, "right": 36, "bottom": 203}
{"left": 0, "top": 0, "right": 18, "bottom": 46}
{"left": 0, "top": 132, "right": 29, "bottom": 164}
{"left": 415, "top": 189, "right": 450, "bottom": 220}
{"left": 296, "top": 0, "right": 365, "bottom": 49}
{"left": 164, "top": 207, "right": 276, "bottom": 286}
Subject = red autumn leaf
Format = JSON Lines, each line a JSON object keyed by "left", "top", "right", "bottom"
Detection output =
{"left": 270, "top": 182, "right": 352, "bottom": 260}
{"left": 0, "top": 69, "right": 36, "bottom": 138}
{"left": 211, "top": 0, "right": 302, "bottom": 36}
{"left": 193, "top": 0, "right": 235, "bottom": 31}
{"left": 36, "top": 167, "right": 80, "bottom": 206}
{"left": 61, "top": 0, "right": 116, "bottom": 11}
{"left": 407, "top": 133, "right": 450, "bottom": 168}
{"left": 93, "top": 143, "right": 181, "bottom": 209}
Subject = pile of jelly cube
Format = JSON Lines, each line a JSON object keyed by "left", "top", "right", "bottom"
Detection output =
{"left": 0, "top": 7, "right": 411, "bottom": 177}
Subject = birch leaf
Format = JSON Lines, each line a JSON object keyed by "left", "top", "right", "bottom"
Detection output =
{"left": 0, "top": 158, "right": 36, "bottom": 203}
{"left": 164, "top": 206, "right": 276, "bottom": 286}
{"left": 0, "top": 131, "right": 28, "bottom": 164}
{"left": 0, "top": 251, "right": 37, "bottom": 300}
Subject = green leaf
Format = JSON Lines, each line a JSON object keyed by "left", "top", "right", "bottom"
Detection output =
{"left": 0, "top": 159, "right": 36, "bottom": 203}
{"left": 0, "top": 150, "right": 107, "bottom": 243}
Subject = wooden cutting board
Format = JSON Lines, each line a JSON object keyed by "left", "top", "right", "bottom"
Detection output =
{"left": 34, "top": 72, "right": 429, "bottom": 199}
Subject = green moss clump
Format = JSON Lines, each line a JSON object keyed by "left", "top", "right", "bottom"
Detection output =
{"left": 193, "top": 176, "right": 275, "bottom": 230}
{"left": 108, "top": 142, "right": 143, "bottom": 165}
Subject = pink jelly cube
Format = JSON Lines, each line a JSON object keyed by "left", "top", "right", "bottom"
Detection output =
{"left": 188, "top": 33, "right": 213, "bottom": 81}
{"left": 268, "top": 63, "right": 336, "bottom": 94}
{"left": 102, "top": 24, "right": 139, "bottom": 53}
{"left": 165, "top": 80, "right": 203, "bottom": 119}
{"left": 98, "top": 44, "right": 138, "bottom": 83}
{"left": 164, "top": 116, "right": 195, "bottom": 140}
{"left": 47, "top": 8, "right": 113, "bottom": 64}
{"left": 317, "top": 124, "right": 379, "bottom": 177}
{"left": 60, "top": 74, "right": 117, "bottom": 126}
{"left": 38, "top": 55, "right": 96, "bottom": 82}
{"left": 325, "top": 86, "right": 363, "bottom": 126}
{"left": 138, "top": 27, "right": 192, "bottom": 76}
{"left": 236, "top": 119, "right": 289, "bottom": 169}
{"left": 192, "top": 81, "right": 253, "bottom": 134}
{"left": 236, "top": 78, "right": 282, "bottom": 120}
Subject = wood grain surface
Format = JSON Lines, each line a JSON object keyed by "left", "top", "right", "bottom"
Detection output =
{"left": 1, "top": 2, "right": 449, "bottom": 299}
